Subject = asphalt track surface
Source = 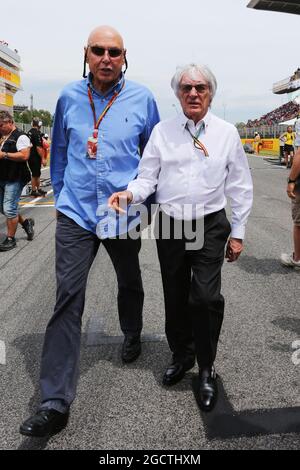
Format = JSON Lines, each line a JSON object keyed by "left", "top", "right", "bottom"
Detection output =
{"left": 0, "top": 156, "right": 299, "bottom": 450}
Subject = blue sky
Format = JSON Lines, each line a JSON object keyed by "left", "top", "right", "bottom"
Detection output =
{"left": 1, "top": 0, "right": 299, "bottom": 123}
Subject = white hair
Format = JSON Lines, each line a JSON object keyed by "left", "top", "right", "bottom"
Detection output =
{"left": 171, "top": 63, "right": 217, "bottom": 101}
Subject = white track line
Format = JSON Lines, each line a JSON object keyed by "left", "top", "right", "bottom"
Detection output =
{"left": 21, "top": 204, "right": 55, "bottom": 208}
{"left": 22, "top": 189, "right": 54, "bottom": 208}
{"left": 0, "top": 341, "right": 6, "bottom": 365}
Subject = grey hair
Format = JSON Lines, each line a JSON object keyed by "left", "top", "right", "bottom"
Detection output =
{"left": 171, "top": 63, "right": 217, "bottom": 101}
{"left": 0, "top": 110, "right": 14, "bottom": 122}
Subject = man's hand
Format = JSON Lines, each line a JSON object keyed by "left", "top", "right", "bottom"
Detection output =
{"left": 287, "top": 182, "right": 296, "bottom": 199}
{"left": 225, "top": 237, "right": 243, "bottom": 263}
{"left": 0, "top": 151, "right": 5, "bottom": 159}
{"left": 108, "top": 190, "right": 133, "bottom": 213}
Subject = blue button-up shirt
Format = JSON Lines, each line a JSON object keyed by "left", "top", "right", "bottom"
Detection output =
{"left": 50, "top": 74, "right": 160, "bottom": 238}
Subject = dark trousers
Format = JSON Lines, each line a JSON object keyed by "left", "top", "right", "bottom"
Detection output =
{"left": 156, "top": 209, "right": 231, "bottom": 368}
{"left": 40, "top": 213, "right": 144, "bottom": 407}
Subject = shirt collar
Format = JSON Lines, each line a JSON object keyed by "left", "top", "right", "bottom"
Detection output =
{"left": 178, "top": 109, "right": 211, "bottom": 134}
{"left": 87, "top": 72, "right": 125, "bottom": 98}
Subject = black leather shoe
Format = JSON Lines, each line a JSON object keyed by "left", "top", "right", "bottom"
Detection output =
{"left": 19, "top": 409, "right": 69, "bottom": 437}
{"left": 163, "top": 358, "right": 195, "bottom": 386}
{"left": 121, "top": 335, "right": 141, "bottom": 363}
{"left": 197, "top": 365, "right": 218, "bottom": 412}
{"left": 0, "top": 237, "right": 16, "bottom": 251}
{"left": 22, "top": 218, "right": 35, "bottom": 241}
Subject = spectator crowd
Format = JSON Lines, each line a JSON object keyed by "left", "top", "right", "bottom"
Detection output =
{"left": 247, "top": 101, "right": 299, "bottom": 128}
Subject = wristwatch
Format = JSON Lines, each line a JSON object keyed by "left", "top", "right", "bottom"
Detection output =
{"left": 287, "top": 177, "right": 296, "bottom": 184}
{"left": 3, "top": 152, "right": 9, "bottom": 160}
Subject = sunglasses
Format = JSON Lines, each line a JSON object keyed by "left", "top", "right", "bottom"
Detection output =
{"left": 180, "top": 84, "right": 209, "bottom": 94}
{"left": 89, "top": 45, "right": 123, "bottom": 58}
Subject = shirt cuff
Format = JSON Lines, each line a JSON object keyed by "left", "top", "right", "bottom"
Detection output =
{"left": 127, "top": 183, "right": 142, "bottom": 205}
{"left": 230, "top": 224, "right": 245, "bottom": 240}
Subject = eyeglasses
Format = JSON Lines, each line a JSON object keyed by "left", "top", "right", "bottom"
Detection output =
{"left": 179, "top": 84, "right": 209, "bottom": 94}
{"left": 89, "top": 45, "right": 123, "bottom": 58}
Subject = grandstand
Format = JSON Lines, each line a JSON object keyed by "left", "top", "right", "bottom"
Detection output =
{"left": 246, "top": 100, "right": 299, "bottom": 128}
{"left": 240, "top": 90, "right": 299, "bottom": 141}
{"left": 242, "top": 67, "right": 300, "bottom": 140}
{"left": 273, "top": 68, "right": 300, "bottom": 95}
{"left": 240, "top": 69, "right": 299, "bottom": 150}
{"left": 240, "top": 2, "right": 300, "bottom": 142}
{"left": 248, "top": 0, "right": 300, "bottom": 15}
{"left": 0, "top": 41, "right": 22, "bottom": 114}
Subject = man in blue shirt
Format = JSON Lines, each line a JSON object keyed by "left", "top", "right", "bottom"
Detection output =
{"left": 20, "top": 25, "right": 160, "bottom": 438}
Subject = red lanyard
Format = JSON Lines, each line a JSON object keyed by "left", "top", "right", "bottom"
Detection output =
{"left": 87, "top": 81, "right": 125, "bottom": 130}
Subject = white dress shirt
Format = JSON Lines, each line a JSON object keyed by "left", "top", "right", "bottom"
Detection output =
{"left": 127, "top": 111, "right": 253, "bottom": 239}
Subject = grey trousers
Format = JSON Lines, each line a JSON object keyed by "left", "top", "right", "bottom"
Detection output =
{"left": 39, "top": 213, "right": 144, "bottom": 411}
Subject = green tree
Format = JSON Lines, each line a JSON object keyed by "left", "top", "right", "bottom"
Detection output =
{"left": 14, "top": 110, "right": 32, "bottom": 124}
{"left": 35, "top": 109, "right": 53, "bottom": 126}
{"left": 15, "top": 109, "right": 53, "bottom": 126}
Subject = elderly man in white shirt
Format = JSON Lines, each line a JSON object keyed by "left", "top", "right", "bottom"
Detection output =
{"left": 109, "top": 63, "right": 253, "bottom": 412}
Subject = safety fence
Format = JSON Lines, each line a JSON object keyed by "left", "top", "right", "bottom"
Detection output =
{"left": 15, "top": 122, "right": 52, "bottom": 136}
{"left": 238, "top": 124, "right": 290, "bottom": 139}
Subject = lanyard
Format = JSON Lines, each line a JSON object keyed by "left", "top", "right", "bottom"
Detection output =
{"left": 0, "top": 130, "right": 13, "bottom": 151}
{"left": 185, "top": 122, "right": 209, "bottom": 157}
{"left": 87, "top": 80, "right": 125, "bottom": 130}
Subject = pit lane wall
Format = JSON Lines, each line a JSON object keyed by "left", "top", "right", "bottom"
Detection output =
{"left": 241, "top": 138, "right": 280, "bottom": 154}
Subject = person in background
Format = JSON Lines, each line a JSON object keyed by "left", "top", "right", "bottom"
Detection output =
{"left": 253, "top": 131, "right": 262, "bottom": 156}
{"left": 28, "top": 118, "right": 47, "bottom": 197}
{"left": 281, "top": 125, "right": 296, "bottom": 169}
{"left": 294, "top": 114, "right": 300, "bottom": 151}
{"left": 41, "top": 133, "right": 50, "bottom": 167}
{"left": 279, "top": 132, "right": 286, "bottom": 165}
{"left": 0, "top": 111, "right": 34, "bottom": 251}
{"left": 281, "top": 147, "right": 300, "bottom": 269}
